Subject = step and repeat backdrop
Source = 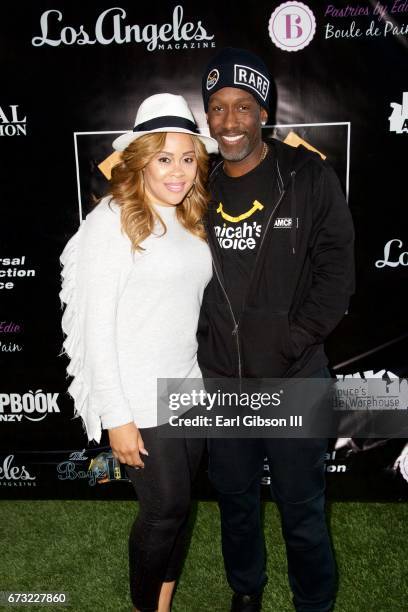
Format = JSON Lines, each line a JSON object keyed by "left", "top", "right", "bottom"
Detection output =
{"left": 1, "top": 1, "right": 407, "bottom": 500}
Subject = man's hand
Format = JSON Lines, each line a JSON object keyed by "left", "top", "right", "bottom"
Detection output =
{"left": 108, "top": 421, "right": 148, "bottom": 468}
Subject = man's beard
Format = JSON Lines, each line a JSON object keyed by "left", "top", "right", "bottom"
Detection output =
{"left": 217, "top": 134, "right": 252, "bottom": 162}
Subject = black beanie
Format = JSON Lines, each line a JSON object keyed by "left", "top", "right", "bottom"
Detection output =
{"left": 202, "top": 47, "right": 271, "bottom": 112}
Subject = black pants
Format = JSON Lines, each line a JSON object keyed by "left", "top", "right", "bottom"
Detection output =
{"left": 124, "top": 427, "right": 204, "bottom": 612}
{"left": 208, "top": 368, "right": 336, "bottom": 612}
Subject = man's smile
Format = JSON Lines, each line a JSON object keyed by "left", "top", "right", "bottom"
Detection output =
{"left": 220, "top": 134, "right": 245, "bottom": 144}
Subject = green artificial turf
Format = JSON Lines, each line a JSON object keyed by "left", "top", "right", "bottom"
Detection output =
{"left": 1, "top": 501, "right": 407, "bottom": 611}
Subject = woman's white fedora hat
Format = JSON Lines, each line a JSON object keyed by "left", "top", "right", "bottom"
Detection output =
{"left": 112, "top": 93, "right": 218, "bottom": 154}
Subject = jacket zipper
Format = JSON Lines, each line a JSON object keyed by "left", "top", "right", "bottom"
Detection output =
{"left": 251, "top": 190, "right": 286, "bottom": 282}
{"left": 211, "top": 257, "right": 243, "bottom": 379}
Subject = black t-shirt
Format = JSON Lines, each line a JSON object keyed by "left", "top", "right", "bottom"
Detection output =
{"left": 210, "top": 149, "right": 276, "bottom": 318}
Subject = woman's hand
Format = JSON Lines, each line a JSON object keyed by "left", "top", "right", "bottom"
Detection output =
{"left": 108, "top": 421, "right": 148, "bottom": 468}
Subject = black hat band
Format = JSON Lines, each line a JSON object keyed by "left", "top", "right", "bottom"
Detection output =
{"left": 134, "top": 115, "right": 199, "bottom": 133}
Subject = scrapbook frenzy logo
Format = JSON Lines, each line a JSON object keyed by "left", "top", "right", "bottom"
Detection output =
{"left": 0, "top": 391, "right": 60, "bottom": 422}
{"left": 268, "top": 2, "right": 316, "bottom": 51}
{"left": 31, "top": 5, "right": 215, "bottom": 51}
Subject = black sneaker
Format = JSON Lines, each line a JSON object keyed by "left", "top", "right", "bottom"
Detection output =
{"left": 230, "top": 592, "right": 262, "bottom": 612}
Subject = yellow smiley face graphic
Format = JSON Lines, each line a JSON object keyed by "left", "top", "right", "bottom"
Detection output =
{"left": 216, "top": 200, "right": 264, "bottom": 223}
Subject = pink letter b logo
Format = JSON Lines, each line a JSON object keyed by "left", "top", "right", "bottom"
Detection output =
{"left": 269, "top": 2, "right": 316, "bottom": 52}
{"left": 285, "top": 14, "right": 303, "bottom": 39}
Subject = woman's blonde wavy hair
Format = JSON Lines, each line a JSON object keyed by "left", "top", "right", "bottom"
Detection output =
{"left": 108, "top": 132, "right": 209, "bottom": 251}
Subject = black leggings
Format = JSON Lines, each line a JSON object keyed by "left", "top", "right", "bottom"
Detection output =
{"left": 124, "top": 427, "right": 204, "bottom": 612}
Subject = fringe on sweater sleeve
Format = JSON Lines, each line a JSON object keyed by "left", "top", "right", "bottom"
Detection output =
{"left": 59, "top": 229, "right": 103, "bottom": 444}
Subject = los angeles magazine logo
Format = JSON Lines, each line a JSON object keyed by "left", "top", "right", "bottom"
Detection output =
{"left": 0, "top": 455, "right": 36, "bottom": 487}
{"left": 375, "top": 239, "right": 408, "bottom": 268}
{"left": 31, "top": 5, "right": 215, "bottom": 51}
{"left": 0, "top": 390, "right": 60, "bottom": 422}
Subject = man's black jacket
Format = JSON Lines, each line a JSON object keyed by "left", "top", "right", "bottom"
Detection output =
{"left": 197, "top": 138, "right": 355, "bottom": 379}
